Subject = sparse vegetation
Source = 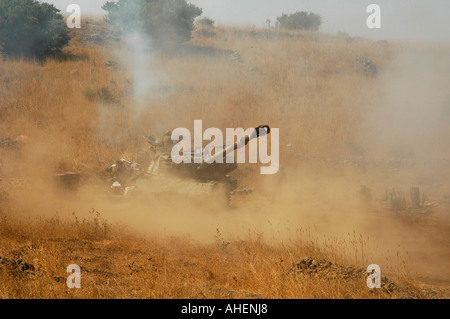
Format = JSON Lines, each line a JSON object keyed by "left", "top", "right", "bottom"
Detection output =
{"left": 1, "top": 209, "right": 441, "bottom": 298}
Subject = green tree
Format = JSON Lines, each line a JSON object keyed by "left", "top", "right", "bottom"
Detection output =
{"left": 102, "top": 0, "right": 202, "bottom": 43}
{"left": 276, "top": 11, "right": 322, "bottom": 31}
{"left": 0, "top": 0, "right": 70, "bottom": 59}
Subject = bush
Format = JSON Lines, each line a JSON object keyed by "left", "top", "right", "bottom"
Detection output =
{"left": 0, "top": 0, "right": 70, "bottom": 59}
{"left": 196, "top": 17, "right": 215, "bottom": 28}
{"left": 102, "top": 0, "right": 202, "bottom": 44}
{"left": 276, "top": 11, "right": 322, "bottom": 31}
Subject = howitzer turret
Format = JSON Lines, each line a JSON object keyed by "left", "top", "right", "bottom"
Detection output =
{"left": 192, "top": 125, "right": 270, "bottom": 180}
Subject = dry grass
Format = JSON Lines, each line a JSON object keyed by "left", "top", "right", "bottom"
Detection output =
{"left": 1, "top": 20, "right": 449, "bottom": 298}
{"left": 0, "top": 208, "right": 428, "bottom": 299}
{"left": 0, "top": 22, "right": 387, "bottom": 174}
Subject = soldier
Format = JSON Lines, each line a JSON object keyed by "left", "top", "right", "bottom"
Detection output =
{"left": 139, "top": 130, "right": 172, "bottom": 165}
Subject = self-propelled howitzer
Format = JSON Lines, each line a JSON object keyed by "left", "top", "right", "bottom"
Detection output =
{"left": 108, "top": 125, "right": 271, "bottom": 205}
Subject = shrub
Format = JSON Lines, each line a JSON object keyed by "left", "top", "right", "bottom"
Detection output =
{"left": 0, "top": 0, "right": 70, "bottom": 59}
{"left": 276, "top": 11, "right": 322, "bottom": 31}
{"left": 102, "top": 0, "right": 202, "bottom": 44}
{"left": 196, "top": 17, "right": 215, "bottom": 28}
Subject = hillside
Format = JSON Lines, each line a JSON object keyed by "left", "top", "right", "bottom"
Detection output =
{"left": 1, "top": 19, "right": 449, "bottom": 298}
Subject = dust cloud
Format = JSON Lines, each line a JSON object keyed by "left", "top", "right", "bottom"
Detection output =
{"left": 360, "top": 46, "right": 450, "bottom": 160}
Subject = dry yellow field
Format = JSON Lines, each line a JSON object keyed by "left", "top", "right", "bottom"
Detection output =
{"left": 0, "top": 19, "right": 449, "bottom": 298}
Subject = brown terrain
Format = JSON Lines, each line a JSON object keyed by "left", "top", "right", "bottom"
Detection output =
{"left": 0, "top": 18, "right": 449, "bottom": 298}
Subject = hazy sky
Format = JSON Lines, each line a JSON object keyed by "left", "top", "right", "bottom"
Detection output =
{"left": 41, "top": 0, "right": 450, "bottom": 43}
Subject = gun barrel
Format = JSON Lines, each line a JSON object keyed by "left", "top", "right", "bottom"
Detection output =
{"left": 203, "top": 125, "right": 270, "bottom": 163}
